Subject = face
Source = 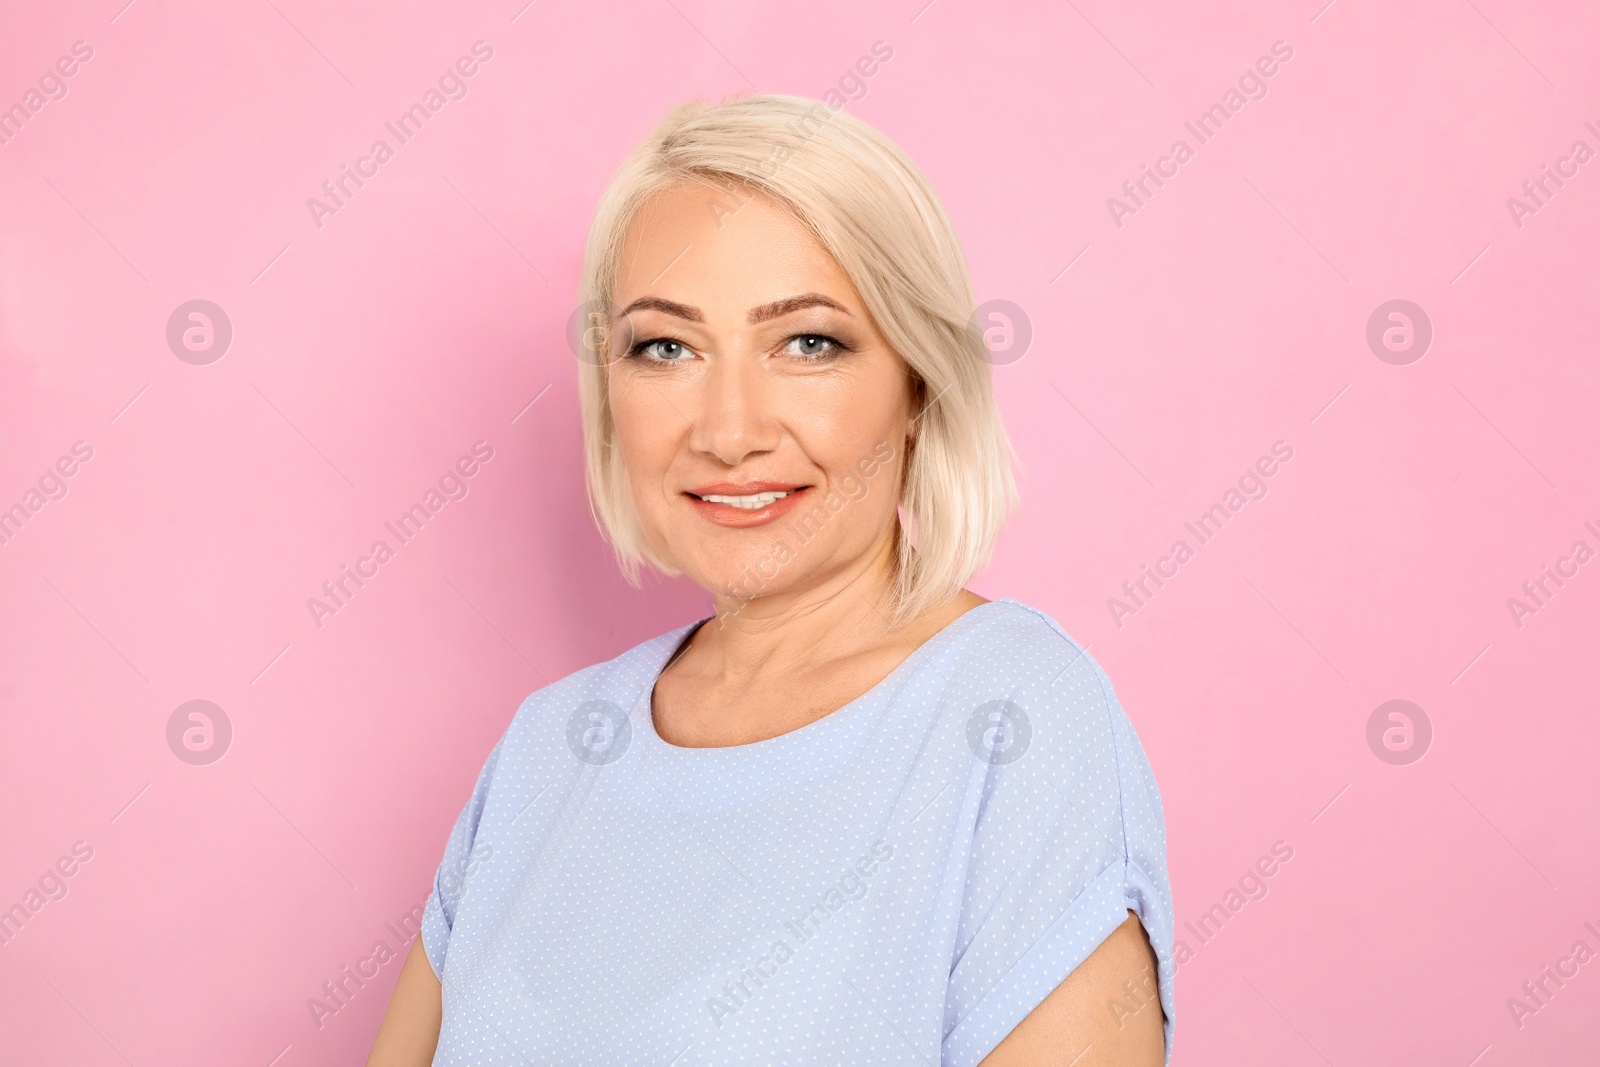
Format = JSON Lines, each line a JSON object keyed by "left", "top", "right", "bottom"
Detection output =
{"left": 605, "top": 181, "right": 919, "bottom": 608}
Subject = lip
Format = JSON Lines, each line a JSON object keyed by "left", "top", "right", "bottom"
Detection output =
{"left": 684, "top": 483, "right": 812, "bottom": 528}
{"left": 687, "top": 481, "right": 808, "bottom": 496}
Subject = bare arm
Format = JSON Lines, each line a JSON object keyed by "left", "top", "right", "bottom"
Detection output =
{"left": 978, "top": 910, "right": 1165, "bottom": 1066}
{"left": 366, "top": 938, "right": 443, "bottom": 1067}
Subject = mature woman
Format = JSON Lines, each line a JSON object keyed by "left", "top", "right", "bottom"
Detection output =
{"left": 369, "top": 94, "right": 1174, "bottom": 1066}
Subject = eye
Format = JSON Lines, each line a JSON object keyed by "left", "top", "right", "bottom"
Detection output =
{"left": 630, "top": 338, "right": 694, "bottom": 362}
{"left": 782, "top": 334, "right": 845, "bottom": 361}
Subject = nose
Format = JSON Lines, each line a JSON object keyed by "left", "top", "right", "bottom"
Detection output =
{"left": 690, "top": 345, "right": 782, "bottom": 466}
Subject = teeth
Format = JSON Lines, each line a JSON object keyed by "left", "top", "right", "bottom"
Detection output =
{"left": 702, "top": 490, "right": 790, "bottom": 509}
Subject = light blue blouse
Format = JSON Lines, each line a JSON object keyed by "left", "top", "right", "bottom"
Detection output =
{"left": 422, "top": 597, "right": 1175, "bottom": 1065}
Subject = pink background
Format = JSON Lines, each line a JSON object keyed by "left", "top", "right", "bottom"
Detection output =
{"left": 2, "top": 0, "right": 1597, "bottom": 1063}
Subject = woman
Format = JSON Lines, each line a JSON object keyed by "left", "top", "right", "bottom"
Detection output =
{"left": 369, "top": 94, "right": 1173, "bottom": 1066}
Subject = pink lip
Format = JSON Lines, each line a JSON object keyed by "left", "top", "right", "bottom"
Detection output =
{"left": 685, "top": 484, "right": 811, "bottom": 529}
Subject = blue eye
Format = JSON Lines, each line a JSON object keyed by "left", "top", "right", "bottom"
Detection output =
{"left": 632, "top": 338, "right": 693, "bottom": 361}
{"left": 784, "top": 334, "right": 842, "bottom": 360}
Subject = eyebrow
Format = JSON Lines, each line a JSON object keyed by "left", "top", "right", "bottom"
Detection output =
{"left": 616, "top": 296, "right": 703, "bottom": 322}
{"left": 747, "top": 293, "right": 850, "bottom": 324}
{"left": 614, "top": 292, "right": 850, "bottom": 325}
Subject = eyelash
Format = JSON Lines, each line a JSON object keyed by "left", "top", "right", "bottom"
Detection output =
{"left": 626, "top": 333, "right": 851, "bottom": 364}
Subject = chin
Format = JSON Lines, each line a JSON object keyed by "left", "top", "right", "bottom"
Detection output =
{"left": 692, "top": 558, "right": 796, "bottom": 604}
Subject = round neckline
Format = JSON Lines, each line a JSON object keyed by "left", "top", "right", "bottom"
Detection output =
{"left": 634, "top": 596, "right": 1015, "bottom": 756}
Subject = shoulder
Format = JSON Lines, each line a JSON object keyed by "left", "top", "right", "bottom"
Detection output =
{"left": 952, "top": 598, "right": 1164, "bottom": 859}
{"left": 1007, "top": 597, "right": 1159, "bottom": 785}
{"left": 941, "top": 601, "right": 1175, "bottom": 1064}
{"left": 471, "top": 618, "right": 700, "bottom": 784}
{"left": 530, "top": 624, "right": 679, "bottom": 706}
{"left": 952, "top": 597, "right": 1124, "bottom": 726}
{"left": 518, "top": 618, "right": 696, "bottom": 720}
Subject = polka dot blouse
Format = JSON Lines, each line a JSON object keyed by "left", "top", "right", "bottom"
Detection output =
{"left": 421, "top": 597, "right": 1175, "bottom": 1064}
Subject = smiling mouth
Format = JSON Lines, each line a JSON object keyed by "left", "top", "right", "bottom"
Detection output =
{"left": 684, "top": 485, "right": 811, "bottom": 529}
{"left": 691, "top": 489, "right": 800, "bottom": 510}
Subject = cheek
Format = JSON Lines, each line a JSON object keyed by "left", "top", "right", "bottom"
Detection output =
{"left": 608, "top": 376, "right": 683, "bottom": 502}
{"left": 788, "top": 349, "right": 910, "bottom": 428}
{"left": 609, "top": 372, "right": 666, "bottom": 445}
{"left": 797, "top": 374, "right": 909, "bottom": 469}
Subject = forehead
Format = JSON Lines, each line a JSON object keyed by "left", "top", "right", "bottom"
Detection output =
{"left": 614, "top": 182, "right": 860, "bottom": 314}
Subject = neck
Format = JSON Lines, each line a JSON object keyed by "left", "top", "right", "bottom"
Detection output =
{"left": 695, "top": 525, "right": 904, "bottom": 683}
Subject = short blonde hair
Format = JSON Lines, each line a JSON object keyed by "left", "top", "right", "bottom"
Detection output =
{"left": 576, "top": 93, "right": 1018, "bottom": 626}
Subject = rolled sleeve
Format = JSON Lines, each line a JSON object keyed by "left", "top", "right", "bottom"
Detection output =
{"left": 942, "top": 637, "right": 1175, "bottom": 1066}
{"left": 421, "top": 737, "right": 504, "bottom": 979}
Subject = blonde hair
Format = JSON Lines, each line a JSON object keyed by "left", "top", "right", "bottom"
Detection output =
{"left": 576, "top": 93, "right": 1018, "bottom": 626}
